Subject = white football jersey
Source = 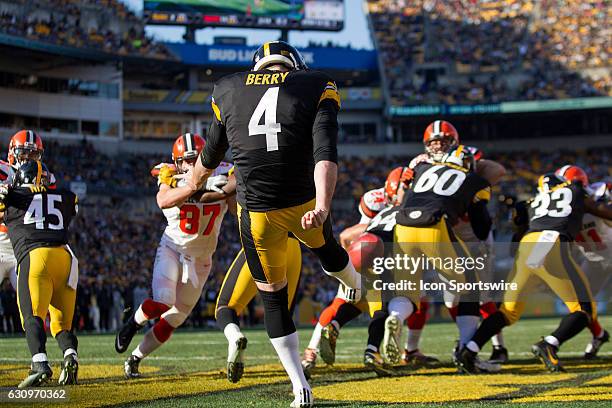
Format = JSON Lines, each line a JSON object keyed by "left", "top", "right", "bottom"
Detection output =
{"left": 576, "top": 213, "right": 612, "bottom": 261}
{"left": 160, "top": 163, "right": 231, "bottom": 254}
{"left": 0, "top": 161, "right": 15, "bottom": 255}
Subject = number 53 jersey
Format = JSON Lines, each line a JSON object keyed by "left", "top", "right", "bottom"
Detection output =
{"left": 3, "top": 187, "right": 77, "bottom": 265}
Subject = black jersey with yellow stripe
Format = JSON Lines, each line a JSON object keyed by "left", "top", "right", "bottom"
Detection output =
{"left": 3, "top": 186, "right": 77, "bottom": 264}
{"left": 397, "top": 162, "right": 490, "bottom": 227}
{"left": 205, "top": 69, "right": 341, "bottom": 211}
{"left": 527, "top": 174, "right": 586, "bottom": 240}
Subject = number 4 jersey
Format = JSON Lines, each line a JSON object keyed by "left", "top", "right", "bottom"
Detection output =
{"left": 3, "top": 187, "right": 77, "bottom": 265}
{"left": 160, "top": 163, "right": 231, "bottom": 253}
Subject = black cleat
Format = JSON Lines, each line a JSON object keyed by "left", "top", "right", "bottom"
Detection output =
{"left": 585, "top": 330, "right": 609, "bottom": 360}
{"left": 489, "top": 346, "right": 509, "bottom": 364}
{"left": 18, "top": 361, "right": 53, "bottom": 388}
{"left": 364, "top": 350, "right": 396, "bottom": 377}
{"left": 454, "top": 347, "right": 478, "bottom": 374}
{"left": 124, "top": 355, "right": 142, "bottom": 379}
{"left": 58, "top": 354, "right": 78, "bottom": 385}
{"left": 115, "top": 315, "right": 143, "bottom": 354}
{"left": 532, "top": 338, "right": 564, "bottom": 372}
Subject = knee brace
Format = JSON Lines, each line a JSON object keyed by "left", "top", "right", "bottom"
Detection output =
{"left": 160, "top": 306, "right": 188, "bottom": 328}
{"left": 142, "top": 298, "right": 171, "bottom": 320}
{"left": 152, "top": 318, "right": 176, "bottom": 343}
{"left": 259, "top": 285, "right": 295, "bottom": 339}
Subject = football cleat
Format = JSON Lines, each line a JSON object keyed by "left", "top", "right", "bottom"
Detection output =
{"left": 319, "top": 324, "right": 339, "bottom": 365}
{"left": 227, "top": 335, "right": 248, "bottom": 383}
{"left": 18, "top": 361, "right": 52, "bottom": 388}
{"left": 532, "top": 338, "right": 565, "bottom": 372}
{"left": 58, "top": 354, "right": 78, "bottom": 385}
{"left": 364, "top": 350, "right": 396, "bottom": 377}
{"left": 454, "top": 347, "right": 478, "bottom": 374}
{"left": 124, "top": 355, "right": 142, "bottom": 379}
{"left": 301, "top": 348, "right": 317, "bottom": 379}
{"left": 489, "top": 345, "right": 509, "bottom": 364}
{"left": 585, "top": 330, "right": 609, "bottom": 360}
{"left": 381, "top": 315, "right": 402, "bottom": 365}
{"left": 474, "top": 356, "right": 501, "bottom": 373}
{"left": 401, "top": 349, "right": 440, "bottom": 367}
{"left": 115, "top": 314, "right": 144, "bottom": 353}
{"left": 290, "top": 387, "right": 314, "bottom": 408}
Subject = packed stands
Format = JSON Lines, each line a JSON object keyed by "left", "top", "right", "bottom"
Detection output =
{"left": 367, "top": 0, "right": 611, "bottom": 105}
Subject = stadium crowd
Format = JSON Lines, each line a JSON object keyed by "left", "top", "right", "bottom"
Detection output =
{"left": 1, "top": 140, "right": 610, "bottom": 334}
{"left": 0, "top": 0, "right": 172, "bottom": 59}
{"left": 367, "top": 0, "right": 611, "bottom": 105}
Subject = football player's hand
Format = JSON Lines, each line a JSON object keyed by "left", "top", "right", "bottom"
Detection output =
{"left": 301, "top": 207, "right": 329, "bottom": 230}
{"left": 409, "top": 153, "right": 430, "bottom": 168}
{"left": 158, "top": 164, "right": 178, "bottom": 188}
{"left": 0, "top": 184, "right": 9, "bottom": 211}
{"left": 205, "top": 175, "right": 228, "bottom": 194}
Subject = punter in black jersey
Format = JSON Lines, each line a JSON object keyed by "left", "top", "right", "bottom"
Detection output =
{"left": 456, "top": 166, "right": 612, "bottom": 374}
{"left": 188, "top": 41, "right": 361, "bottom": 407}
{"left": 0, "top": 161, "right": 79, "bottom": 387}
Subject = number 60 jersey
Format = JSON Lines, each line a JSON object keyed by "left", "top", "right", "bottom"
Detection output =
{"left": 3, "top": 186, "right": 77, "bottom": 265}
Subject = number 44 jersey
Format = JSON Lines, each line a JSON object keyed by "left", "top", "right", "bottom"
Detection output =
{"left": 3, "top": 187, "right": 77, "bottom": 265}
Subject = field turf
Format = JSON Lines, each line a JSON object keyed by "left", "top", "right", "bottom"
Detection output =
{"left": 0, "top": 316, "right": 611, "bottom": 407}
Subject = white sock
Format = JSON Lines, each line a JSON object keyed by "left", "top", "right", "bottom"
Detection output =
{"left": 491, "top": 332, "right": 504, "bottom": 347}
{"left": 456, "top": 315, "right": 480, "bottom": 348}
{"left": 134, "top": 304, "right": 148, "bottom": 326}
{"left": 63, "top": 348, "right": 78, "bottom": 360}
{"left": 132, "top": 328, "right": 163, "bottom": 359}
{"left": 323, "top": 260, "right": 361, "bottom": 290}
{"left": 366, "top": 344, "right": 378, "bottom": 353}
{"left": 388, "top": 297, "right": 414, "bottom": 322}
{"left": 32, "top": 353, "right": 48, "bottom": 363}
{"left": 224, "top": 323, "right": 243, "bottom": 343}
{"left": 307, "top": 323, "right": 323, "bottom": 350}
{"left": 406, "top": 329, "right": 422, "bottom": 352}
{"left": 544, "top": 335, "right": 560, "bottom": 348}
{"left": 466, "top": 341, "right": 480, "bottom": 353}
{"left": 269, "top": 332, "right": 311, "bottom": 394}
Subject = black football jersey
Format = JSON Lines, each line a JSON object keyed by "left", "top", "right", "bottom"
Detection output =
{"left": 208, "top": 69, "right": 341, "bottom": 211}
{"left": 366, "top": 205, "right": 399, "bottom": 243}
{"left": 397, "top": 163, "right": 490, "bottom": 227}
{"left": 3, "top": 187, "right": 77, "bottom": 264}
{"left": 527, "top": 174, "right": 586, "bottom": 239}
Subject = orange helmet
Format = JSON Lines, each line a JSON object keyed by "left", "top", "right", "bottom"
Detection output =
{"left": 555, "top": 165, "right": 589, "bottom": 187}
{"left": 8, "top": 130, "right": 44, "bottom": 167}
{"left": 423, "top": 120, "right": 459, "bottom": 160}
{"left": 172, "top": 132, "right": 205, "bottom": 173}
{"left": 385, "top": 166, "right": 413, "bottom": 205}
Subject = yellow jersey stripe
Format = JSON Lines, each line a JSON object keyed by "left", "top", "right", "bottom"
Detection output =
{"left": 318, "top": 89, "right": 341, "bottom": 108}
{"left": 211, "top": 98, "right": 222, "bottom": 122}
{"left": 264, "top": 42, "right": 270, "bottom": 57}
{"left": 35, "top": 161, "right": 42, "bottom": 186}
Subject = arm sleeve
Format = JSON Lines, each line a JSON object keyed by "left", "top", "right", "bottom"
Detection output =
{"left": 201, "top": 94, "right": 229, "bottom": 169}
{"left": 468, "top": 200, "right": 492, "bottom": 241}
{"left": 312, "top": 99, "right": 339, "bottom": 164}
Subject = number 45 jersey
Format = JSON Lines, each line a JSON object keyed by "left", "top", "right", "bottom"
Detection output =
{"left": 161, "top": 163, "right": 231, "bottom": 253}
{"left": 208, "top": 69, "right": 341, "bottom": 211}
{"left": 3, "top": 187, "right": 77, "bottom": 265}
{"left": 528, "top": 174, "right": 586, "bottom": 240}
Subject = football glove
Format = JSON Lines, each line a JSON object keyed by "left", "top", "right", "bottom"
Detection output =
{"left": 158, "top": 164, "right": 178, "bottom": 188}
{"left": 205, "top": 175, "right": 229, "bottom": 194}
{"left": 0, "top": 184, "right": 9, "bottom": 211}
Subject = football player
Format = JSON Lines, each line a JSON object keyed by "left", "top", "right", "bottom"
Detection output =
{"left": 0, "top": 161, "right": 79, "bottom": 387}
{"left": 115, "top": 133, "right": 231, "bottom": 378}
{"left": 385, "top": 145, "right": 495, "bottom": 370}
{"left": 455, "top": 166, "right": 612, "bottom": 373}
{"left": 0, "top": 130, "right": 54, "bottom": 290}
{"left": 189, "top": 41, "right": 362, "bottom": 407}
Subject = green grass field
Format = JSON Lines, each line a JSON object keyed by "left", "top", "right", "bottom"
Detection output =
{"left": 1, "top": 316, "right": 611, "bottom": 407}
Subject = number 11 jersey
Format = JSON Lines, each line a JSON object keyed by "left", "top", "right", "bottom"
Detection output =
{"left": 209, "top": 69, "right": 341, "bottom": 211}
